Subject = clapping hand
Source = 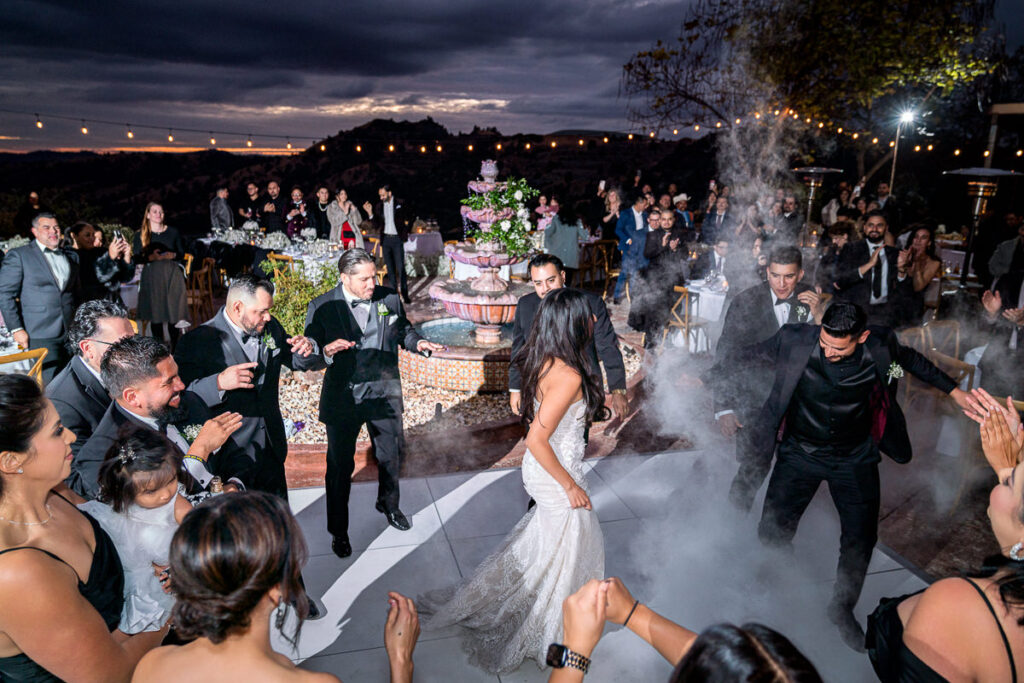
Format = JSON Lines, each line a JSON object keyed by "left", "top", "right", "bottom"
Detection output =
{"left": 287, "top": 335, "right": 315, "bottom": 357}
{"left": 964, "top": 387, "right": 1024, "bottom": 447}
{"left": 981, "top": 407, "right": 1023, "bottom": 474}
{"left": 189, "top": 412, "right": 244, "bottom": 459}
{"left": 982, "top": 290, "right": 1003, "bottom": 316}
{"left": 324, "top": 338, "right": 357, "bottom": 357}
{"left": 561, "top": 579, "right": 608, "bottom": 655}
{"left": 363, "top": 201, "right": 374, "bottom": 216}
{"left": 217, "top": 361, "right": 257, "bottom": 391}
{"left": 1003, "top": 308, "right": 1024, "bottom": 325}
{"left": 897, "top": 248, "right": 911, "bottom": 270}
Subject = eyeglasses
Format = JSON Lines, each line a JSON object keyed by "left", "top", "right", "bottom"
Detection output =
{"left": 86, "top": 339, "right": 115, "bottom": 346}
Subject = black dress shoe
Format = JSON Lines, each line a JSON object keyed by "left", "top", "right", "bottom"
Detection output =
{"left": 331, "top": 534, "right": 352, "bottom": 558}
{"left": 375, "top": 502, "right": 412, "bottom": 530}
{"left": 827, "top": 603, "right": 866, "bottom": 652}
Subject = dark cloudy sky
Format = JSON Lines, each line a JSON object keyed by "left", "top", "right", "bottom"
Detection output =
{"left": 0, "top": 0, "right": 1020, "bottom": 154}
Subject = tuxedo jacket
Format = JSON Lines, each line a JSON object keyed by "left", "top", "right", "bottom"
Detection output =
{"left": 70, "top": 392, "right": 253, "bottom": 500}
{"left": 834, "top": 240, "right": 911, "bottom": 309}
{"left": 0, "top": 243, "right": 79, "bottom": 338}
{"left": 701, "top": 212, "right": 732, "bottom": 244}
{"left": 977, "top": 270, "right": 1024, "bottom": 397}
{"left": 47, "top": 356, "right": 111, "bottom": 459}
{"left": 301, "top": 285, "right": 422, "bottom": 425}
{"left": 731, "top": 324, "right": 955, "bottom": 465}
{"left": 707, "top": 282, "right": 813, "bottom": 417}
{"left": 615, "top": 210, "right": 648, "bottom": 261}
{"left": 174, "top": 309, "right": 298, "bottom": 466}
{"left": 691, "top": 251, "right": 729, "bottom": 280}
{"left": 508, "top": 289, "right": 625, "bottom": 393}
{"left": 368, "top": 199, "right": 409, "bottom": 241}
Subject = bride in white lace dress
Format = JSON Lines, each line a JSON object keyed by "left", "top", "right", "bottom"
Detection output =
{"left": 419, "top": 288, "right": 607, "bottom": 674}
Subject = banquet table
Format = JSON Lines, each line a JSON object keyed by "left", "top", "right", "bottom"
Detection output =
{"left": 404, "top": 232, "right": 444, "bottom": 255}
{"left": 665, "top": 279, "right": 729, "bottom": 352}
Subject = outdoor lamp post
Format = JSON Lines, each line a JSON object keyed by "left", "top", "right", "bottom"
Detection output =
{"left": 942, "top": 167, "right": 1017, "bottom": 288}
{"left": 889, "top": 110, "right": 915, "bottom": 191}
{"left": 793, "top": 166, "right": 842, "bottom": 246}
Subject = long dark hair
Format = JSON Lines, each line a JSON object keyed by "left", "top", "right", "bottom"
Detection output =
{"left": 97, "top": 426, "right": 182, "bottom": 513}
{"left": 169, "top": 491, "right": 309, "bottom": 646}
{"left": 514, "top": 288, "right": 608, "bottom": 427}
{"left": 0, "top": 375, "right": 48, "bottom": 499}
{"left": 671, "top": 623, "right": 822, "bottom": 682}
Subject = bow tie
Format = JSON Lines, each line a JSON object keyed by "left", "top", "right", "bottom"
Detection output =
{"left": 44, "top": 248, "right": 60, "bottom": 255}
{"left": 775, "top": 295, "right": 797, "bottom": 307}
{"left": 241, "top": 332, "right": 260, "bottom": 344}
{"left": 350, "top": 298, "right": 371, "bottom": 307}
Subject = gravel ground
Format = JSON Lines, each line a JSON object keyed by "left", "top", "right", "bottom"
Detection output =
{"left": 280, "top": 344, "right": 642, "bottom": 444}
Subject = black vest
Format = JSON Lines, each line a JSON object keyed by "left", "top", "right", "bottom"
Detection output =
{"left": 785, "top": 346, "right": 877, "bottom": 456}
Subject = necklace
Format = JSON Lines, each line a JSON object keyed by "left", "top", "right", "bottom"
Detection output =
{"left": 0, "top": 503, "right": 54, "bottom": 526}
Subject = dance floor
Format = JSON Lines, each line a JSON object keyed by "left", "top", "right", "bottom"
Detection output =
{"left": 279, "top": 449, "right": 925, "bottom": 682}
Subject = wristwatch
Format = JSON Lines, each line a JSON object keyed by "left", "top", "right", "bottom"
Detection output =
{"left": 546, "top": 643, "right": 591, "bottom": 673}
{"left": 611, "top": 388, "right": 627, "bottom": 395}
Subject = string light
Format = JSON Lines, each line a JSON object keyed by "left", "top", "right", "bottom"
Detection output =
{"left": 320, "top": 144, "right": 326, "bottom": 151}
{"left": 579, "top": 138, "right": 585, "bottom": 146}
{"left": 837, "top": 127, "right": 843, "bottom": 134}
{"left": 125, "top": 125, "right": 133, "bottom": 139}
{"left": 1017, "top": 150, "right": 1023, "bottom": 157}
{"left": 525, "top": 142, "right": 531, "bottom": 150}
{"left": 285, "top": 138, "right": 292, "bottom": 149}
{"left": 754, "top": 113, "right": 761, "bottom": 120}
{"left": 817, "top": 122, "right": 824, "bottom": 129}
{"left": 927, "top": 144, "right": 933, "bottom": 151}
{"left": 602, "top": 137, "right": 609, "bottom": 143}
{"left": 550, "top": 141, "right": 557, "bottom": 148}
{"left": 388, "top": 144, "right": 395, "bottom": 152}
{"left": 889, "top": 140, "right": 895, "bottom": 147}
{"left": 167, "top": 130, "right": 174, "bottom": 142}
{"left": 735, "top": 118, "right": 741, "bottom": 125}
{"left": 246, "top": 136, "right": 253, "bottom": 147}
{"left": 467, "top": 144, "right": 473, "bottom": 151}
{"left": 628, "top": 133, "right": 634, "bottom": 140}
{"left": 209, "top": 134, "right": 216, "bottom": 146}
{"left": 872, "top": 137, "right": 879, "bottom": 144}
{"left": 420, "top": 145, "right": 426, "bottom": 153}
{"left": 954, "top": 148, "right": 961, "bottom": 156}
{"left": 35, "top": 114, "right": 42, "bottom": 129}
{"left": 694, "top": 124, "right": 700, "bottom": 132}
{"left": 81, "top": 121, "right": 88, "bottom": 135}
{"left": 649, "top": 131, "right": 655, "bottom": 138}
{"left": 913, "top": 145, "right": 921, "bottom": 152}
{"left": 716, "top": 121, "right": 722, "bottom": 128}
{"left": 852, "top": 133, "right": 859, "bottom": 140}
{"left": 983, "top": 150, "right": 990, "bottom": 157}
{"left": 436, "top": 144, "right": 442, "bottom": 152}
{"left": 496, "top": 143, "right": 502, "bottom": 150}
{"left": 673, "top": 129, "right": 679, "bottom": 135}
{"left": 774, "top": 110, "right": 780, "bottom": 115}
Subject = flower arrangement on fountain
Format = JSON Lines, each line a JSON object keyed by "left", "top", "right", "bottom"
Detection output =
{"left": 460, "top": 176, "right": 539, "bottom": 257}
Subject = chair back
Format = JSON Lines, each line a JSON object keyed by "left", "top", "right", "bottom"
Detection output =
{"left": 0, "top": 347, "right": 49, "bottom": 386}
{"left": 897, "top": 326, "right": 927, "bottom": 354}
{"left": 924, "top": 319, "right": 960, "bottom": 359}
{"left": 183, "top": 253, "right": 195, "bottom": 276}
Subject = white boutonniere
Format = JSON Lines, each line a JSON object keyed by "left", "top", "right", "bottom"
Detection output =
{"left": 262, "top": 333, "right": 277, "bottom": 350}
{"left": 887, "top": 362, "right": 904, "bottom": 384}
{"left": 181, "top": 424, "right": 202, "bottom": 444}
{"left": 377, "top": 302, "right": 390, "bottom": 318}
{"left": 795, "top": 304, "right": 810, "bottom": 322}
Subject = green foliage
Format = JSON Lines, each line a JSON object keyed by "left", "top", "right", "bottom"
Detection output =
{"left": 97, "top": 223, "right": 134, "bottom": 247}
{"left": 259, "top": 260, "right": 339, "bottom": 336}
{"left": 461, "top": 177, "right": 539, "bottom": 257}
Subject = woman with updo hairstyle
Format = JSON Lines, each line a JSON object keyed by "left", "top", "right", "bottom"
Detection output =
{"left": 0, "top": 374, "right": 166, "bottom": 682}
{"left": 132, "top": 491, "right": 340, "bottom": 682}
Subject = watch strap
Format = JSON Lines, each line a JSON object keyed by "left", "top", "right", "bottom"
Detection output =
{"left": 564, "top": 648, "right": 591, "bottom": 673}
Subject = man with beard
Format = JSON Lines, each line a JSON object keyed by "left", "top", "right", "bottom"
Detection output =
{"left": 834, "top": 210, "right": 911, "bottom": 328}
{"left": 261, "top": 181, "right": 286, "bottom": 233}
{"left": 175, "top": 274, "right": 318, "bottom": 498}
{"left": 71, "top": 335, "right": 249, "bottom": 501}
{"left": 706, "top": 246, "right": 823, "bottom": 511}
{"left": 238, "top": 181, "right": 263, "bottom": 224}
{"left": 773, "top": 195, "right": 804, "bottom": 246}
{"left": 364, "top": 184, "right": 411, "bottom": 304}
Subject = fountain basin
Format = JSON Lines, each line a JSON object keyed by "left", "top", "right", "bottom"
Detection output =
{"left": 460, "top": 206, "right": 513, "bottom": 225}
{"left": 398, "top": 317, "right": 514, "bottom": 392}
{"left": 428, "top": 278, "right": 532, "bottom": 343}
{"left": 445, "top": 242, "right": 526, "bottom": 268}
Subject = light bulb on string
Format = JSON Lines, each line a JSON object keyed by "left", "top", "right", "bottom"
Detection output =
{"left": 355, "top": 144, "right": 362, "bottom": 152}
{"left": 837, "top": 127, "right": 843, "bottom": 134}
{"left": 286, "top": 138, "right": 292, "bottom": 150}
{"left": 420, "top": 145, "right": 426, "bottom": 153}
{"left": 602, "top": 137, "right": 609, "bottom": 143}
{"left": 388, "top": 144, "right": 395, "bottom": 152}
{"left": 954, "top": 149, "right": 961, "bottom": 156}
{"left": 436, "top": 144, "right": 442, "bottom": 152}
{"left": 467, "top": 144, "right": 473, "bottom": 151}
{"left": 525, "top": 142, "right": 531, "bottom": 150}
{"left": 496, "top": 143, "right": 502, "bottom": 150}
{"left": 649, "top": 131, "right": 655, "bottom": 138}
{"left": 550, "top": 141, "right": 557, "bottom": 148}
{"left": 694, "top": 124, "right": 700, "bottom": 131}
{"left": 872, "top": 137, "right": 879, "bottom": 144}
{"left": 673, "top": 129, "right": 679, "bottom": 135}
{"left": 1017, "top": 150, "right": 1023, "bottom": 157}
{"left": 735, "top": 118, "right": 741, "bottom": 125}
{"left": 889, "top": 140, "right": 895, "bottom": 147}
{"left": 246, "top": 136, "right": 253, "bottom": 148}
{"left": 167, "top": 130, "right": 174, "bottom": 143}
{"left": 320, "top": 144, "right": 326, "bottom": 151}
{"left": 754, "top": 113, "right": 761, "bottom": 120}
{"left": 913, "top": 145, "right": 921, "bottom": 152}
{"left": 984, "top": 150, "right": 990, "bottom": 157}
{"left": 852, "top": 133, "right": 859, "bottom": 140}
{"left": 715, "top": 121, "right": 722, "bottom": 128}
{"left": 817, "top": 122, "right": 824, "bottom": 128}
{"left": 628, "top": 133, "right": 634, "bottom": 140}
{"left": 35, "top": 114, "right": 42, "bottom": 129}
{"left": 126, "top": 125, "right": 133, "bottom": 139}
{"left": 927, "top": 144, "right": 933, "bottom": 151}
{"left": 209, "top": 133, "right": 216, "bottom": 146}
{"left": 579, "top": 139, "right": 585, "bottom": 146}
{"left": 81, "top": 121, "right": 88, "bottom": 135}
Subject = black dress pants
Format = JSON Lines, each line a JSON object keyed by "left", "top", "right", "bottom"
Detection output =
{"left": 324, "top": 398, "right": 404, "bottom": 537}
{"left": 727, "top": 419, "right": 774, "bottom": 512}
{"left": 381, "top": 234, "right": 409, "bottom": 300}
{"left": 758, "top": 438, "right": 880, "bottom": 609}
{"left": 250, "top": 440, "right": 289, "bottom": 500}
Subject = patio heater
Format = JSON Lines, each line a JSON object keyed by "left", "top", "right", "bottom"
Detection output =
{"left": 793, "top": 166, "right": 843, "bottom": 246}
{"left": 942, "top": 167, "right": 1017, "bottom": 288}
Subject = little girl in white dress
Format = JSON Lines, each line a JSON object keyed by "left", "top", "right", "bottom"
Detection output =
{"left": 79, "top": 428, "right": 193, "bottom": 634}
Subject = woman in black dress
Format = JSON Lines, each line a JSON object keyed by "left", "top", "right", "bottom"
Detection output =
{"left": 132, "top": 202, "right": 188, "bottom": 347}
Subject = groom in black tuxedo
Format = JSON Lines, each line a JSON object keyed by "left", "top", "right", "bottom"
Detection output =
{"left": 174, "top": 274, "right": 318, "bottom": 498}
{"left": 707, "top": 246, "right": 823, "bottom": 511}
{"left": 724, "top": 303, "right": 972, "bottom": 650}
{"left": 302, "top": 248, "right": 443, "bottom": 558}
{"left": 508, "top": 253, "right": 628, "bottom": 418}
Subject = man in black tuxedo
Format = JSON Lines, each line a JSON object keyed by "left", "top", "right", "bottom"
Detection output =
{"left": 833, "top": 210, "right": 911, "bottom": 328}
{"left": 47, "top": 300, "right": 136, "bottom": 459}
{"left": 175, "top": 274, "right": 318, "bottom": 498}
{"left": 691, "top": 237, "right": 730, "bottom": 280}
{"left": 726, "top": 303, "right": 972, "bottom": 650}
{"left": 707, "top": 246, "right": 823, "bottom": 511}
{"left": 363, "top": 184, "right": 411, "bottom": 304}
{"left": 261, "top": 181, "right": 287, "bottom": 233}
{"left": 302, "top": 248, "right": 443, "bottom": 558}
{"left": 976, "top": 269, "right": 1024, "bottom": 399}
{"left": 70, "top": 336, "right": 249, "bottom": 500}
{"left": 509, "top": 254, "right": 628, "bottom": 418}
{"left": 701, "top": 196, "right": 732, "bottom": 245}
{"left": 772, "top": 195, "right": 804, "bottom": 247}
{"left": 0, "top": 212, "right": 79, "bottom": 381}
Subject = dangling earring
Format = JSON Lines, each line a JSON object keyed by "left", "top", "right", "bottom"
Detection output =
{"left": 15, "top": 467, "right": 23, "bottom": 474}
{"left": 274, "top": 600, "right": 287, "bottom": 630}
{"left": 1011, "top": 542, "right": 1024, "bottom": 561}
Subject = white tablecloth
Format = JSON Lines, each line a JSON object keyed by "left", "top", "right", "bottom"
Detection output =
{"left": 405, "top": 232, "right": 443, "bottom": 256}
{"left": 687, "top": 281, "right": 728, "bottom": 322}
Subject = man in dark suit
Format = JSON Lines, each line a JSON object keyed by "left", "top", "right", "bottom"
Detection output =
{"left": 772, "top": 195, "right": 804, "bottom": 246}
{"left": 70, "top": 335, "right": 249, "bottom": 500}
{"left": 613, "top": 194, "right": 650, "bottom": 304}
{"left": 701, "top": 196, "right": 732, "bottom": 245}
{"left": 302, "top": 249, "right": 443, "bottom": 558}
{"left": 707, "top": 246, "right": 823, "bottom": 511}
{"left": 833, "top": 210, "right": 911, "bottom": 328}
{"left": 509, "top": 254, "right": 628, "bottom": 418}
{"left": 0, "top": 212, "right": 79, "bottom": 381}
{"left": 363, "top": 184, "right": 411, "bottom": 303}
{"left": 976, "top": 269, "right": 1024, "bottom": 399}
{"left": 175, "top": 274, "right": 318, "bottom": 498}
{"left": 47, "top": 300, "right": 136, "bottom": 459}
{"left": 691, "top": 237, "right": 730, "bottom": 279}
{"left": 725, "top": 303, "right": 971, "bottom": 650}
{"left": 261, "top": 181, "right": 287, "bottom": 233}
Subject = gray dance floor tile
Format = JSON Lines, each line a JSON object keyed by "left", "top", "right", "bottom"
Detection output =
{"left": 302, "top": 637, "right": 500, "bottom": 683}
{"left": 291, "top": 478, "right": 442, "bottom": 557}
{"left": 427, "top": 469, "right": 532, "bottom": 540}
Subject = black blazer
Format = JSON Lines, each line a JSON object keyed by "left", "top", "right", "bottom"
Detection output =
{"left": 728, "top": 324, "right": 956, "bottom": 465}
{"left": 301, "top": 285, "right": 422, "bottom": 424}
{"left": 707, "top": 282, "right": 813, "bottom": 417}
{"left": 834, "top": 240, "right": 911, "bottom": 309}
{"left": 174, "top": 310, "right": 297, "bottom": 466}
{"left": 368, "top": 199, "right": 409, "bottom": 241}
{"left": 508, "top": 289, "right": 625, "bottom": 393}
{"left": 47, "top": 356, "right": 111, "bottom": 458}
{"left": 69, "top": 392, "right": 253, "bottom": 500}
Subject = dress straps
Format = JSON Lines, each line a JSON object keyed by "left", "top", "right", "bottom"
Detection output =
{"left": 964, "top": 578, "right": 1017, "bottom": 683}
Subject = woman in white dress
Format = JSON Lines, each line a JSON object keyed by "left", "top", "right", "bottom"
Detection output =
{"left": 419, "top": 288, "right": 608, "bottom": 674}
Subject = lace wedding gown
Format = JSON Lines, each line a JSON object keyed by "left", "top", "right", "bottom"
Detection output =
{"left": 419, "top": 399, "right": 605, "bottom": 673}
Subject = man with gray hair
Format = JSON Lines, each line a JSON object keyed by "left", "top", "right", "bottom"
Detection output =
{"left": 0, "top": 212, "right": 79, "bottom": 381}
{"left": 47, "top": 299, "right": 136, "bottom": 457}
{"left": 175, "top": 273, "right": 317, "bottom": 498}
{"left": 302, "top": 248, "right": 443, "bottom": 557}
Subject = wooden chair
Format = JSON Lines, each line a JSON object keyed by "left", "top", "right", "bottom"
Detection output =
{"left": 365, "top": 238, "right": 389, "bottom": 285}
{"left": 187, "top": 264, "right": 215, "bottom": 324}
{"left": 266, "top": 252, "right": 299, "bottom": 278}
{"left": 576, "top": 243, "right": 599, "bottom": 289}
{"left": 600, "top": 245, "right": 630, "bottom": 303}
{"left": 183, "top": 253, "right": 195, "bottom": 277}
{"left": 923, "top": 319, "right": 961, "bottom": 359}
{"left": 0, "top": 347, "right": 48, "bottom": 386}
{"left": 662, "top": 285, "right": 712, "bottom": 353}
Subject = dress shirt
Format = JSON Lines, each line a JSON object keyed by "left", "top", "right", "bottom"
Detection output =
{"left": 37, "top": 240, "right": 69, "bottom": 289}
{"left": 324, "top": 285, "right": 369, "bottom": 366}
{"left": 223, "top": 309, "right": 260, "bottom": 363}
{"left": 82, "top": 359, "right": 105, "bottom": 387}
{"left": 865, "top": 241, "right": 889, "bottom": 304}
{"left": 119, "top": 405, "right": 219, "bottom": 488}
{"left": 771, "top": 291, "right": 792, "bottom": 328}
{"left": 631, "top": 209, "right": 644, "bottom": 240}
{"left": 383, "top": 200, "right": 397, "bottom": 236}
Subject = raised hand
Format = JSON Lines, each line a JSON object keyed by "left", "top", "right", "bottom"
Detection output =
{"left": 798, "top": 286, "right": 825, "bottom": 323}
{"left": 324, "top": 338, "right": 357, "bottom": 357}
{"left": 1003, "top": 308, "right": 1024, "bottom": 325}
{"left": 287, "top": 335, "right": 314, "bottom": 357}
{"left": 981, "top": 409, "right": 1022, "bottom": 474}
{"left": 217, "top": 361, "right": 258, "bottom": 391}
{"left": 982, "top": 289, "right": 1003, "bottom": 316}
{"left": 897, "top": 248, "right": 911, "bottom": 270}
{"left": 190, "top": 412, "right": 244, "bottom": 458}
{"left": 717, "top": 412, "right": 742, "bottom": 438}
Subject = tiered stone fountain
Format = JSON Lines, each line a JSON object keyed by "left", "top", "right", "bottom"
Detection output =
{"left": 398, "top": 162, "right": 534, "bottom": 392}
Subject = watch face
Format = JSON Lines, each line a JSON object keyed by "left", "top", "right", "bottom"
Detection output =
{"left": 546, "top": 643, "right": 567, "bottom": 668}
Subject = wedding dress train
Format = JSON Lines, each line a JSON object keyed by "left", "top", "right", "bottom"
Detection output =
{"left": 419, "top": 399, "right": 605, "bottom": 673}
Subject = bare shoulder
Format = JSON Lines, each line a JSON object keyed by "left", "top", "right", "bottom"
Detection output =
{"left": 174, "top": 494, "right": 193, "bottom": 525}
{"left": 131, "top": 646, "right": 176, "bottom": 682}
{"left": 543, "top": 358, "right": 582, "bottom": 382}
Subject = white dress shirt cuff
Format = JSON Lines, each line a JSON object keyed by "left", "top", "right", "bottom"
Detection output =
{"left": 714, "top": 409, "right": 735, "bottom": 420}
{"left": 182, "top": 456, "right": 214, "bottom": 489}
